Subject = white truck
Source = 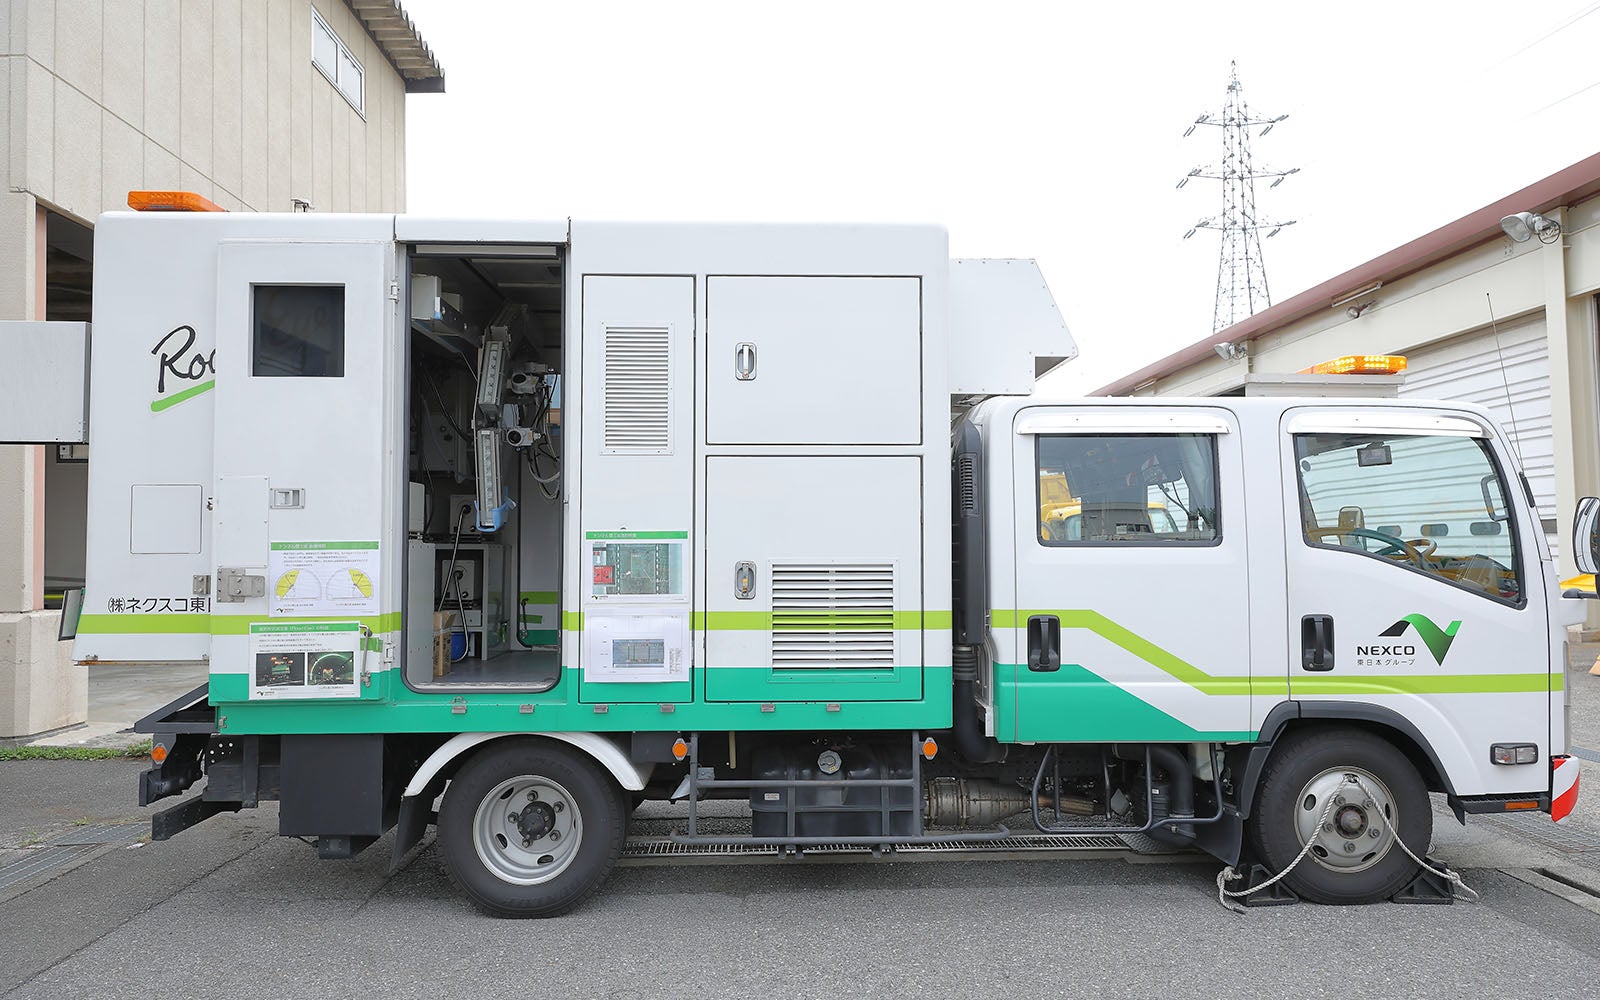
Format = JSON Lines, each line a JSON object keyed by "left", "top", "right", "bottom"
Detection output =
{"left": 0, "top": 196, "right": 1586, "bottom": 916}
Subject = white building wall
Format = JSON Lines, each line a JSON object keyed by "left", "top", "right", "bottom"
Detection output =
{"left": 0, "top": 0, "right": 423, "bottom": 735}
{"left": 6, "top": 0, "right": 407, "bottom": 221}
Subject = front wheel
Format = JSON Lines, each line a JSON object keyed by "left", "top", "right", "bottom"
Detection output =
{"left": 438, "top": 739, "right": 626, "bottom": 917}
{"left": 1248, "top": 729, "right": 1431, "bottom": 904}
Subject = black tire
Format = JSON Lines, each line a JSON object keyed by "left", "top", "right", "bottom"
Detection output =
{"left": 1248, "top": 728, "right": 1430, "bottom": 905}
{"left": 438, "top": 739, "right": 626, "bottom": 917}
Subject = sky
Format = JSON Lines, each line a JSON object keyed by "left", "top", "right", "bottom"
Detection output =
{"left": 400, "top": 0, "right": 1600, "bottom": 394}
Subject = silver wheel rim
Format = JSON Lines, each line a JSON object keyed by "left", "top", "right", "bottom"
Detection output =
{"left": 1293, "top": 767, "right": 1397, "bottom": 874}
{"left": 471, "top": 774, "right": 584, "bottom": 886}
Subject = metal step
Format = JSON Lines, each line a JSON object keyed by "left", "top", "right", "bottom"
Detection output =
{"left": 618, "top": 832, "right": 1185, "bottom": 867}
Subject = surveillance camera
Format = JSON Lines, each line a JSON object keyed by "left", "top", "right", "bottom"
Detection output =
{"left": 1213, "top": 342, "right": 1246, "bottom": 362}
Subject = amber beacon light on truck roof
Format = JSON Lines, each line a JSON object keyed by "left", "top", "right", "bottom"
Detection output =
{"left": 1298, "top": 355, "right": 1408, "bottom": 376}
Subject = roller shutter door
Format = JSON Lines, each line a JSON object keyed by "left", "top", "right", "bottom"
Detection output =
{"left": 1399, "top": 316, "right": 1556, "bottom": 554}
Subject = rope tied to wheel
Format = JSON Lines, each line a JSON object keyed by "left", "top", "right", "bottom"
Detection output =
{"left": 1214, "top": 772, "right": 1478, "bottom": 913}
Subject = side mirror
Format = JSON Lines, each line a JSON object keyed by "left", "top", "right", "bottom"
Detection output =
{"left": 1575, "top": 496, "right": 1600, "bottom": 576}
{"left": 58, "top": 587, "right": 84, "bottom": 641}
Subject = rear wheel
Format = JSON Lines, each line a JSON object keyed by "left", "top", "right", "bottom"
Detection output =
{"left": 438, "top": 739, "right": 626, "bottom": 917}
{"left": 1248, "top": 729, "right": 1431, "bottom": 904}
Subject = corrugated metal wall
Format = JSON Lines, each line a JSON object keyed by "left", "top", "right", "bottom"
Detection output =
{"left": 1399, "top": 315, "right": 1557, "bottom": 554}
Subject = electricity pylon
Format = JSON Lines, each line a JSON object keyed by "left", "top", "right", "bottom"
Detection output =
{"left": 1179, "top": 61, "right": 1298, "bottom": 333}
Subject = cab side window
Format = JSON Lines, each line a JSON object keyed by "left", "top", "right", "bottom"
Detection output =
{"left": 1294, "top": 432, "right": 1522, "bottom": 604}
{"left": 1037, "top": 433, "right": 1220, "bottom": 545}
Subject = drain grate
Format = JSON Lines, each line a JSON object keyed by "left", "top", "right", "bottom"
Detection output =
{"left": 1568, "top": 745, "right": 1600, "bottom": 765}
{"left": 46, "top": 823, "right": 147, "bottom": 846}
{"left": 0, "top": 844, "right": 102, "bottom": 893}
{"left": 620, "top": 832, "right": 1135, "bottom": 864}
{"left": 1475, "top": 811, "right": 1600, "bottom": 856}
{"left": 0, "top": 823, "right": 144, "bottom": 894}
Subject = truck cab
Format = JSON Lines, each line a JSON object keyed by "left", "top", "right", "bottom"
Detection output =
{"left": 954, "top": 392, "right": 1580, "bottom": 901}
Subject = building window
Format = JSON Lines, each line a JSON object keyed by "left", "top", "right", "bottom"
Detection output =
{"left": 312, "top": 7, "right": 364, "bottom": 115}
{"left": 1036, "top": 434, "right": 1221, "bottom": 545}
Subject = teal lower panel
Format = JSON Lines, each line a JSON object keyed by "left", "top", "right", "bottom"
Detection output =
{"left": 999, "top": 662, "right": 1255, "bottom": 743}
{"left": 579, "top": 678, "right": 693, "bottom": 705}
{"left": 519, "top": 630, "right": 558, "bottom": 645}
{"left": 705, "top": 665, "right": 924, "bottom": 703}
{"left": 209, "top": 666, "right": 954, "bottom": 735}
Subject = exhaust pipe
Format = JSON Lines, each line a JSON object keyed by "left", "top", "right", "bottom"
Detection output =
{"left": 925, "top": 776, "right": 1094, "bottom": 828}
{"left": 951, "top": 645, "right": 1004, "bottom": 764}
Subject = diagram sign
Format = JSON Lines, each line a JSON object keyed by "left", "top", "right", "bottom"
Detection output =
{"left": 249, "top": 621, "right": 362, "bottom": 700}
{"left": 269, "top": 541, "right": 380, "bottom": 617}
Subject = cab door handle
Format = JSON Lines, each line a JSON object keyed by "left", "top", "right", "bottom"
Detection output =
{"left": 1302, "top": 614, "right": 1335, "bottom": 671}
{"left": 1028, "top": 615, "right": 1061, "bottom": 672}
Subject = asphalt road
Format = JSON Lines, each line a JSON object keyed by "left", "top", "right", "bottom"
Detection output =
{"left": 4, "top": 755, "right": 1600, "bottom": 1000}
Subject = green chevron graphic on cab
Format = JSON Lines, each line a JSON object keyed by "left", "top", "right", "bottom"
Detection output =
{"left": 1379, "top": 614, "right": 1462, "bottom": 665}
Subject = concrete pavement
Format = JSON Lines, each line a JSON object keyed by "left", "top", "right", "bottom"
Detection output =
{"left": 1, "top": 642, "right": 1598, "bottom": 998}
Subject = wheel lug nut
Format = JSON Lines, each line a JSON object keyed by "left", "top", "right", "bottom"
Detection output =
{"left": 554, "top": 802, "right": 565, "bottom": 813}
{"left": 1323, "top": 823, "right": 1334, "bottom": 833}
{"left": 521, "top": 838, "right": 531, "bottom": 847}
{"left": 1334, "top": 795, "right": 1346, "bottom": 806}
{"left": 549, "top": 830, "right": 561, "bottom": 842}
{"left": 1343, "top": 842, "right": 1356, "bottom": 853}
{"left": 1369, "top": 828, "right": 1381, "bottom": 839}
{"left": 1362, "top": 798, "right": 1374, "bottom": 809}
{"left": 528, "top": 791, "right": 538, "bottom": 802}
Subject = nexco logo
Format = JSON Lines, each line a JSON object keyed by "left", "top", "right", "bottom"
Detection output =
{"left": 1358, "top": 615, "right": 1462, "bottom": 666}
{"left": 1356, "top": 643, "right": 1417, "bottom": 658}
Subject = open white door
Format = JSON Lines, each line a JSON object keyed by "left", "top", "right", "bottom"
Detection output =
{"left": 208, "top": 239, "right": 401, "bottom": 704}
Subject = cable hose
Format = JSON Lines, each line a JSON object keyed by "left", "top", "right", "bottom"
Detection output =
{"left": 1215, "top": 773, "right": 1477, "bottom": 913}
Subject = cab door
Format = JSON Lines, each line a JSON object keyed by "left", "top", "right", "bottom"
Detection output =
{"left": 1281, "top": 407, "right": 1551, "bottom": 796}
{"left": 1002, "top": 406, "right": 1254, "bottom": 743}
{"left": 208, "top": 238, "right": 401, "bottom": 704}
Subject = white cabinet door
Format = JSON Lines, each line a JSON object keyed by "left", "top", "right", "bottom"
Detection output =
{"left": 703, "top": 455, "right": 923, "bottom": 702}
{"left": 209, "top": 240, "right": 400, "bottom": 702}
{"left": 706, "top": 276, "right": 921, "bottom": 446}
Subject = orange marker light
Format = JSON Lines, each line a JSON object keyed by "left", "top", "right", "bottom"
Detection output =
{"left": 150, "top": 743, "right": 168, "bottom": 764}
{"left": 127, "top": 190, "right": 226, "bottom": 213}
{"left": 921, "top": 738, "right": 938, "bottom": 760}
{"left": 671, "top": 738, "right": 688, "bottom": 761}
{"left": 1298, "top": 355, "right": 1407, "bottom": 376}
{"left": 1504, "top": 800, "right": 1540, "bottom": 811}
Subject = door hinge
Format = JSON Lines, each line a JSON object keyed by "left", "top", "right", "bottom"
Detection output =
{"left": 360, "top": 625, "right": 375, "bottom": 686}
{"left": 216, "top": 567, "right": 265, "bottom": 603}
{"left": 192, "top": 574, "right": 211, "bottom": 596}
{"left": 387, "top": 280, "right": 400, "bottom": 302}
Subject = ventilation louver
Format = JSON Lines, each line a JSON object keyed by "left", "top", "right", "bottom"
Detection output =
{"left": 770, "top": 563, "right": 896, "bottom": 669}
{"left": 603, "top": 326, "right": 671, "bottom": 452}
